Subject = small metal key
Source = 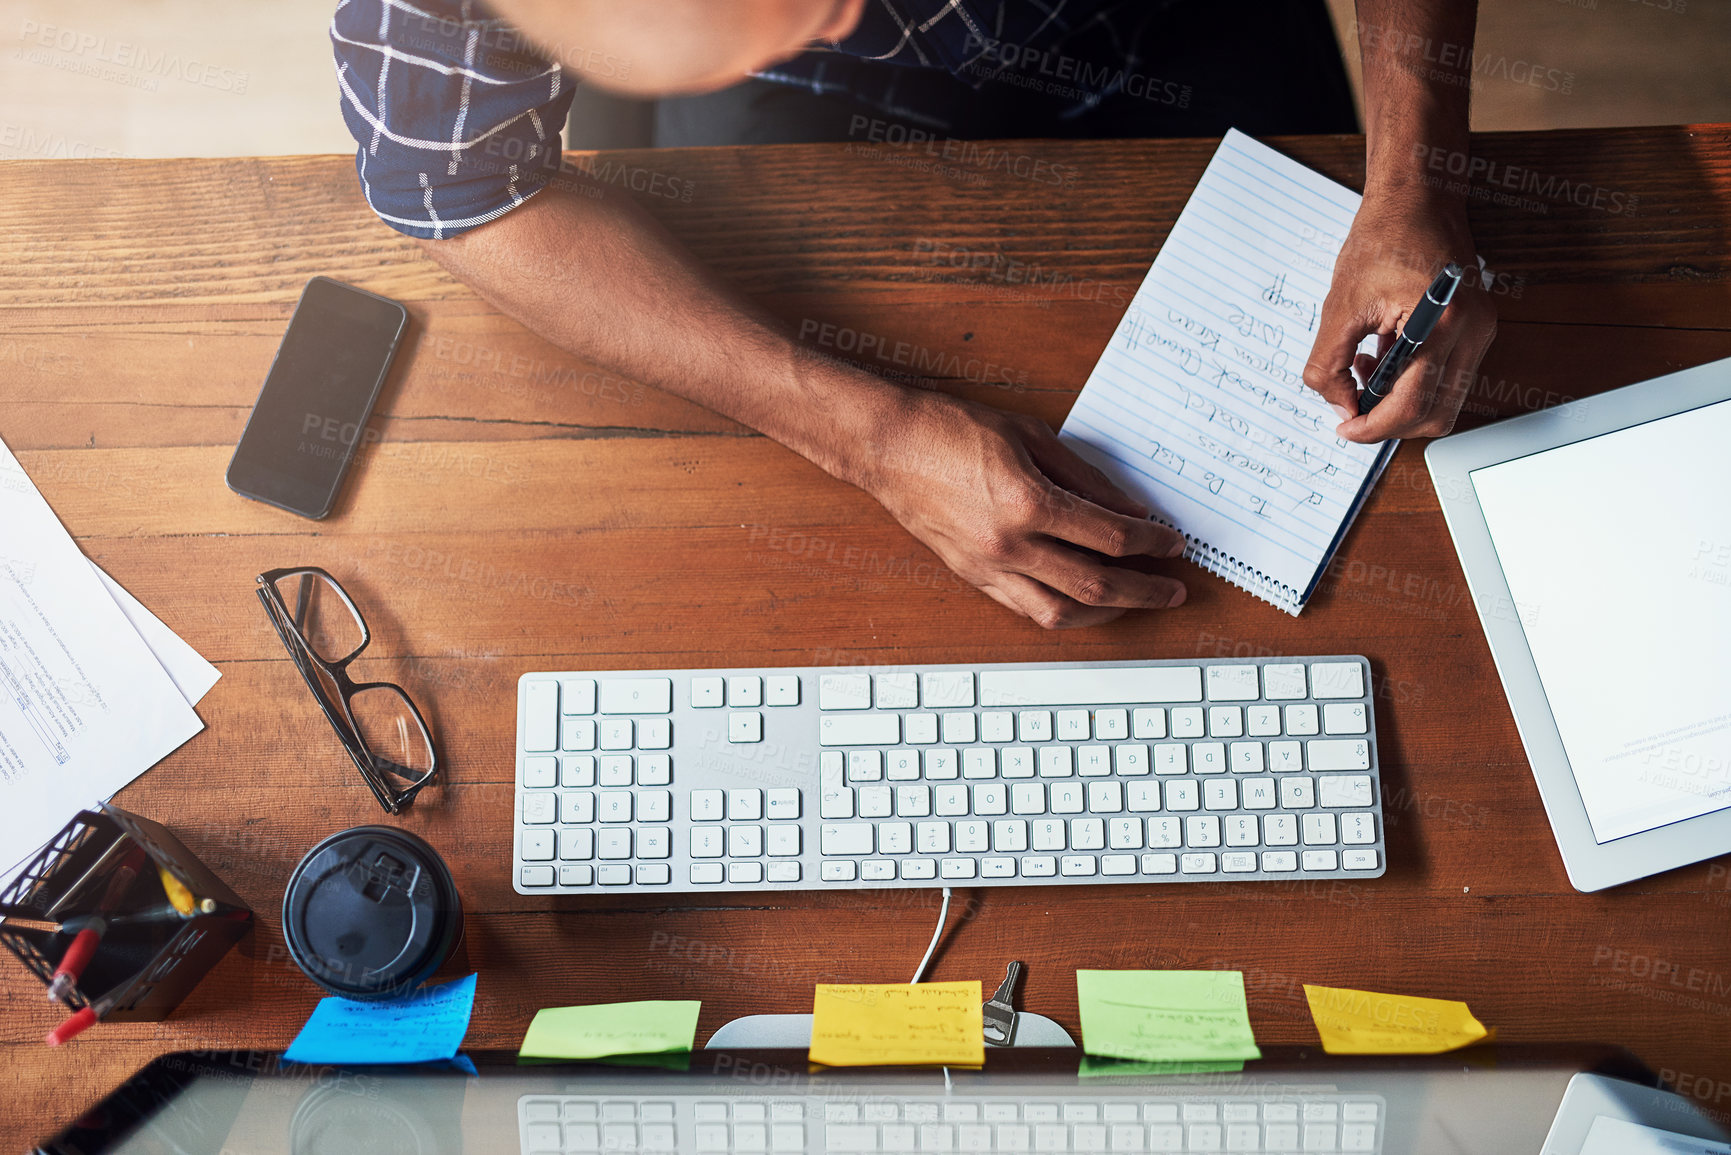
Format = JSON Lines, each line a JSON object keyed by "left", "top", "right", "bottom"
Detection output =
{"left": 982, "top": 961, "right": 1024, "bottom": 1046}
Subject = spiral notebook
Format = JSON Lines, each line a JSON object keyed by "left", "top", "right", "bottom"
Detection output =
{"left": 1060, "top": 129, "right": 1396, "bottom": 615}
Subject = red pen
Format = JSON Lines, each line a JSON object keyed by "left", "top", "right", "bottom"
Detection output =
{"left": 46, "top": 994, "right": 116, "bottom": 1047}
{"left": 47, "top": 845, "right": 147, "bottom": 1005}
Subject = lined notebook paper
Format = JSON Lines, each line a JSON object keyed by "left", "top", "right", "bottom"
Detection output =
{"left": 1060, "top": 129, "right": 1396, "bottom": 614}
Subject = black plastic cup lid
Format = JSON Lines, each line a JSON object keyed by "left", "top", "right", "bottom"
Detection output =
{"left": 282, "top": 826, "right": 462, "bottom": 1001}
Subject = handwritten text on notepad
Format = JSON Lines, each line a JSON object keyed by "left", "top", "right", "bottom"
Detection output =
{"left": 1061, "top": 130, "right": 1388, "bottom": 611}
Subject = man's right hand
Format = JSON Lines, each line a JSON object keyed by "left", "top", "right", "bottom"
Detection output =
{"left": 857, "top": 388, "right": 1189, "bottom": 630}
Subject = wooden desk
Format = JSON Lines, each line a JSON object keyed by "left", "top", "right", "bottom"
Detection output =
{"left": 3, "top": 126, "right": 1731, "bottom": 1145}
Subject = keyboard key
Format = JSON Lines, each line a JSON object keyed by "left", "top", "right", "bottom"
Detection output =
{"left": 993, "top": 819, "right": 1028, "bottom": 852}
{"left": 724, "top": 675, "right": 762, "bottom": 707}
{"left": 1038, "top": 746, "right": 1074, "bottom": 778}
{"left": 1057, "top": 709, "right": 1091, "bottom": 740}
{"left": 923, "top": 749, "right": 959, "bottom": 779}
{"left": 955, "top": 821, "right": 989, "bottom": 852}
{"left": 599, "top": 677, "right": 672, "bottom": 714}
{"left": 523, "top": 757, "right": 558, "bottom": 788}
{"left": 904, "top": 713, "right": 939, "bottom": 744}
{"left": 691, "top": 827, "right": 724, "bottom": 859}
{"left": 599, "top": 720, "right": 633, "bottom": 751}
{"left": 1302, "top": 813, "right": 1338, "bottom": 845}
{"left": 917, "top": 822, "right": 950, "bottom": 853}
{"left": 561, "top": 755, "right": 595, "bottom": 787}
{"left": 862, "top": 861, "right": 895, "bottom": 880}
{"left": 692, "top": 789, "right": 725, "bottom": 821}
{"left": 560, "top": 829, "right": 594, "bottom": 860}
{"left": 818, "top": 674, "right": 871, "bottom": 710}
{"left": 767, "top": 789, "right": 800, "bottom": 819}
{"left": 556, "top": 678, "right": 596, "bottom": 715}
{"left": 1208, "top": 706, "right": 1243, "bottom": 737}
{"left": 521, "top": 830, "right": 554, "bottom": 861}
{"left": 980, "top": 666, "right": 1201, "bottom": 706}
{"left": 1269, "top": 741, "right": 1303, "bottom": 773}
{"left": 1132, "top": 707, "right": 1167, "bottom": 739}
{"left": 767, "top": 825, "right": 801, "bottom": 856}
{"left": 1262, "top": 664, "right": 1307, "bottom": 699}
{"left": 1262, "top": 850, "right": 1298, "bottom": 872}
{"left": 1154, "top": 743, "right": 1187, "bottom": 774}
{"left": 1094, "top": 709, "right": 1129, "bottom": 740}
{"left": 728, "top": 789, "right": 763, "bottom": 820}
{"left": 1230, "top": 742, "right": 1264, "bottom": 774}
{"left": 520, "top": 865, "right": 554, "bottom": 887}
{"left": 922, "top": 671, "right": 975, "bottom": 708}
{"left": 1011, "top": 783, "right": 1046, "bottom": 815}
{"left": 561, "top": 718, "right": 597, "bottom": 751}
{"left": 1148, "top": 817, "right": 1182, "bottom": 849}
{"left": 1181, "top": 852, "right": 1218, "bottom": 874}
{"left": 858, "top": 786, "right": 892, "bottom": 818}
{"left": 1078, "top": 745, "right": 1112, "bottom": 776}
{"left": 1061, "top": 855, "right": 1097, "bottom": 876}
{"left": 1001, "top": 747, "right": 1035, "bottom": 778}
{"left": 1324, "top": 702, "right": 1369, "bottom": 734}
{"left": 849, "top": 750, "right": 883, "bottom": 782}
{"left": 879, "top": 823, "right": 912, "bottom": 854}
{"left": 1204, "top": 780, "right": 1238, "bottom": 811}
{"left": 728, "top": 826, "right": 762, "bottom": 857}
{"left": 690, "top": 676, "right": 725, "bottom": 708}
{"left": 1142, "top": 852, "right": 1178, "bottom": 874}
{"left": 522, "top": 681, "right": 559, "bottom": 751}
{"left": 1264, "top": 814, "right": 1298, "bottom": 845}
{"left": 1343, "top": 849, "right": 1379, "bottom": 870}
{"left": 886, "top": 750, "right": 920, "bottom": 780}
{"left": 1165, "top": 780, "right": 1199, "bottom": 811}
{"left": 1206, "top": 665, "right": 1259, "bottom": 701}
{"left": 1108, "top": 817, "right": 1143, "bottom": 849}
{"left": 1193, "top": 742, "right": 1226, "bottom": 774}
{"left": 1088, "top": 780, "right": 1124, "bottom": 813}
{"left": 1311, "top": 661, "right": 1365, "bottom": 699}
{"left": 728, "top": 861, "right": 764, "bottom": 883}
{"left": 636, "top": 863, "right": 671, "bottom": 885}
{"left": 1280, "top": 776, "right": 1315, "bottom": 809}
{"left": 934, "top": 785, "right": 969, "bottom": 816}
{"left": 942, "top": 712, "right": 977, "bottom": 744}
{"left": 974, "top": 784, "right": 1008, "bottom": 815}
{"left": 1247, "top": 705, "right": 1282, "bottom": 736}
{"left": 1341, "top": 813, "right": 1376, "bottom": 844}
{"left": 637, "top": 753, "right": 672, "bottom": 786}
{"left": 765, "top": 675, "right": 800, "bottom": 706}
{"left": 1186, "top": 815, "right": 1221, "bottom": 847}
{"left": 1222, "top": 851, "right": 1257, "bottom": 872}
{"left": 897, "top": 785, "right": 932, "bottom": 817}
{"left": 1242, "top": 777, "right": 1276, "bottom": 809}
{"left": 522, "top": 793, "right": 556, "bottom": 824}
{"left": 560, "top": 864, "right": 594, "bottom": 886}
{"left": 941, "top": 858, "right": 977, "bottom": 879}
{"left": 599, "top": 829, "right": 631, "bottom": 859}
{"left": 728, "top": 712, "right": 763, "bottom": 744}
{"left": 981, "top": 857, "right": 1016, "bottom": 877}
{"left": 981, "top": 711, "right": 1015, "bottom": 742}
{"left": 1020, "top": 856, "right": 1056, "bottom": 877}
{"left": 1102, "top": 853, "right": 1137, "bottom": 875}
{"left": 1018, "top": 710, "right": 1053, "bottom": 742}
{"left": 637, "top": 718, "right": 671, "bottom": 749}
{"left": 597, "top": 865, "right": 631, "bottom": 885}
{"left": 963, "top": 748, "right": 997, "bottom": 779}
{"left": 599, "top": 755, "right": 633, "bottom": 786}
{"left": 1302, "top": 849, "right": 1339, "bottom": 872}
{"left": 691, "top": 862, "right": 724, "bottom": 884}
{"left": 1319, "top": 774, "right": 1375, "bottom": 807}
{"left": 1308, "top": 740, "right": 1371, "bottom": 771}
{"left": 1285, "top": 704, "right": 1320, "bottom": 735}
{"left": 637, "top": 791, "right": 671, "bottom": 822}
{"left": 1225, "top": 816, "right": 1259, "bottom": 847}
{"left": 1071, "top": 818, "right": 1105, "bottom": 850}
{"left": 820, "top": 713, "right": 900, "bottom": 746}
{"left": 875, "top": 672, "right": 919, "bottom": 709}
{"left": 900, "top": 859, "right": 937, "bottom": 880}
{"left": 1170, "top": 708, "right": 1205, "bottom": 738}
{"left": 1032, "top": 819, "right": 1066, "bottom": 851}
{"left": 821, "top": 860, "right": 857, "bottom": 881}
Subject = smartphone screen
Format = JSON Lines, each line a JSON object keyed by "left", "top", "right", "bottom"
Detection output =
{"left": 226, "top": 277, "right": 408, "bottom": 519}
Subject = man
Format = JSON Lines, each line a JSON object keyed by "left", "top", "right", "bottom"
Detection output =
{"left": 332, "top": 0, "right": 1495, "bottom": 629}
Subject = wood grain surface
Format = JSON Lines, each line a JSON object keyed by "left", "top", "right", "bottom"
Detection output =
{"left": 3, "top": 125, "right": 1731, "bottom": 1148}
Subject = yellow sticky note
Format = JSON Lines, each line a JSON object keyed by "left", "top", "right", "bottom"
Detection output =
{"left": 809, "top": 982, "right": 984, "bottom": 1067}
{"left": 1304, "top": 985, "right": 1489, "bottom": 1054}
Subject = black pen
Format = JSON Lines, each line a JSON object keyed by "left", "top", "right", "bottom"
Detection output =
{"left": 1357, "top": 262, "right": 1464, "bottom": 415}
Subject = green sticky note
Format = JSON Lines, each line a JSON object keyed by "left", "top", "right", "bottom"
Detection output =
{"left": 1078, "top": 1054, "right": 1246, "bottom": 1078}
{"left": 518, "top": 1001, "right": 701, "bottom": 1061}
{"left": 1077, "top": 970, "right": 1261, "bottom": 1063}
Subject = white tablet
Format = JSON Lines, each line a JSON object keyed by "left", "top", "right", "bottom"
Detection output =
{"left": 1542, "top": 1073, "right": 1731, "bottom": 1153}
{"left": 1426, "top": 355, "right": 1731, "bottom": 891}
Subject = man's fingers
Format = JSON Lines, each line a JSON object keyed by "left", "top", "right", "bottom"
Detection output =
{"left": 1335, "top": 340, "right": 1446, "bottom": 443}
{"left": 983, "top": 571, "right": 1128, "bottom": 631}
{"left": 1303, "top": 291, "right": 1382, "bottom": 417}
{"left": 1023, "top": 424, "right": 1149, "bottom": 518}
{"left": 1017, "top": 542, "right": 1188, "bottom": 611}
{"left": 1032, "top": 488, "right": 1187, "bottom": 560}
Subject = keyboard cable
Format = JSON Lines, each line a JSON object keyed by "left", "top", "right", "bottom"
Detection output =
{"left": 909, "top": 886, "right": 953, "bottom": 984}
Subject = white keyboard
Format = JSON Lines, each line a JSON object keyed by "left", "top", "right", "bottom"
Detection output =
{"left": 519, "top": 1091, "right": 1386, "bottom": 1153}
{"left": 512, "top": 657, "right": 1385, "bottom": 894}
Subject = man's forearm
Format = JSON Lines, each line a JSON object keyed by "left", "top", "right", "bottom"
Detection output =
{"left": 1354, "top": 0, "right": 1477, "bottom": 204}
{"left": 417, "top": 174, "right": 905, "bottom": 490}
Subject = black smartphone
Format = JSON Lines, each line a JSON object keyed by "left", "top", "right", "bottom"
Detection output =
{"left": 225, "top": 276, "right": 408, "bottom": 519}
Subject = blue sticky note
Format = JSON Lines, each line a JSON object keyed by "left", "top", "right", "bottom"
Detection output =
{"left": 284, "top": 974, "right": 477, "bottom": 1066}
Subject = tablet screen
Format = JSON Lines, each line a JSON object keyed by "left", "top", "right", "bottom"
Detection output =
{"left": 1580, "top": 1115, "right": 1731, "bottom": 1155}
{"left": 1471, "top": 399, "right": 1731, "bottom": 843}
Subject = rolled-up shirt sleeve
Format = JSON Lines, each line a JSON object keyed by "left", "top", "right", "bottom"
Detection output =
{"left": 331, "top": 0, "right": 576, "bottom": 240}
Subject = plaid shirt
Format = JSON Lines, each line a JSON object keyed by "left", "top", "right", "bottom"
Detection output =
{"left": 331, "top": 0, "right": 1145, "bottom": 239}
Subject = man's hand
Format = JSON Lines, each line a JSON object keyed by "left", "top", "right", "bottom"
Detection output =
{"left": 1303, "top": 192, "right": 1497, "bottom": 442}
{"left": 858, "top": 388, "right": 1188, "bottom": 629}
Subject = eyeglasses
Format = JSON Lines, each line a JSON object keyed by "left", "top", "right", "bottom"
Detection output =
{"left": 256, "top": 567, "right": 438, "bottom": 814}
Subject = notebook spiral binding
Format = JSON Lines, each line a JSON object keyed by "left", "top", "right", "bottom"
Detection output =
{"left": 1179, "top": 533, "right": 1302, "bottom": 613}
